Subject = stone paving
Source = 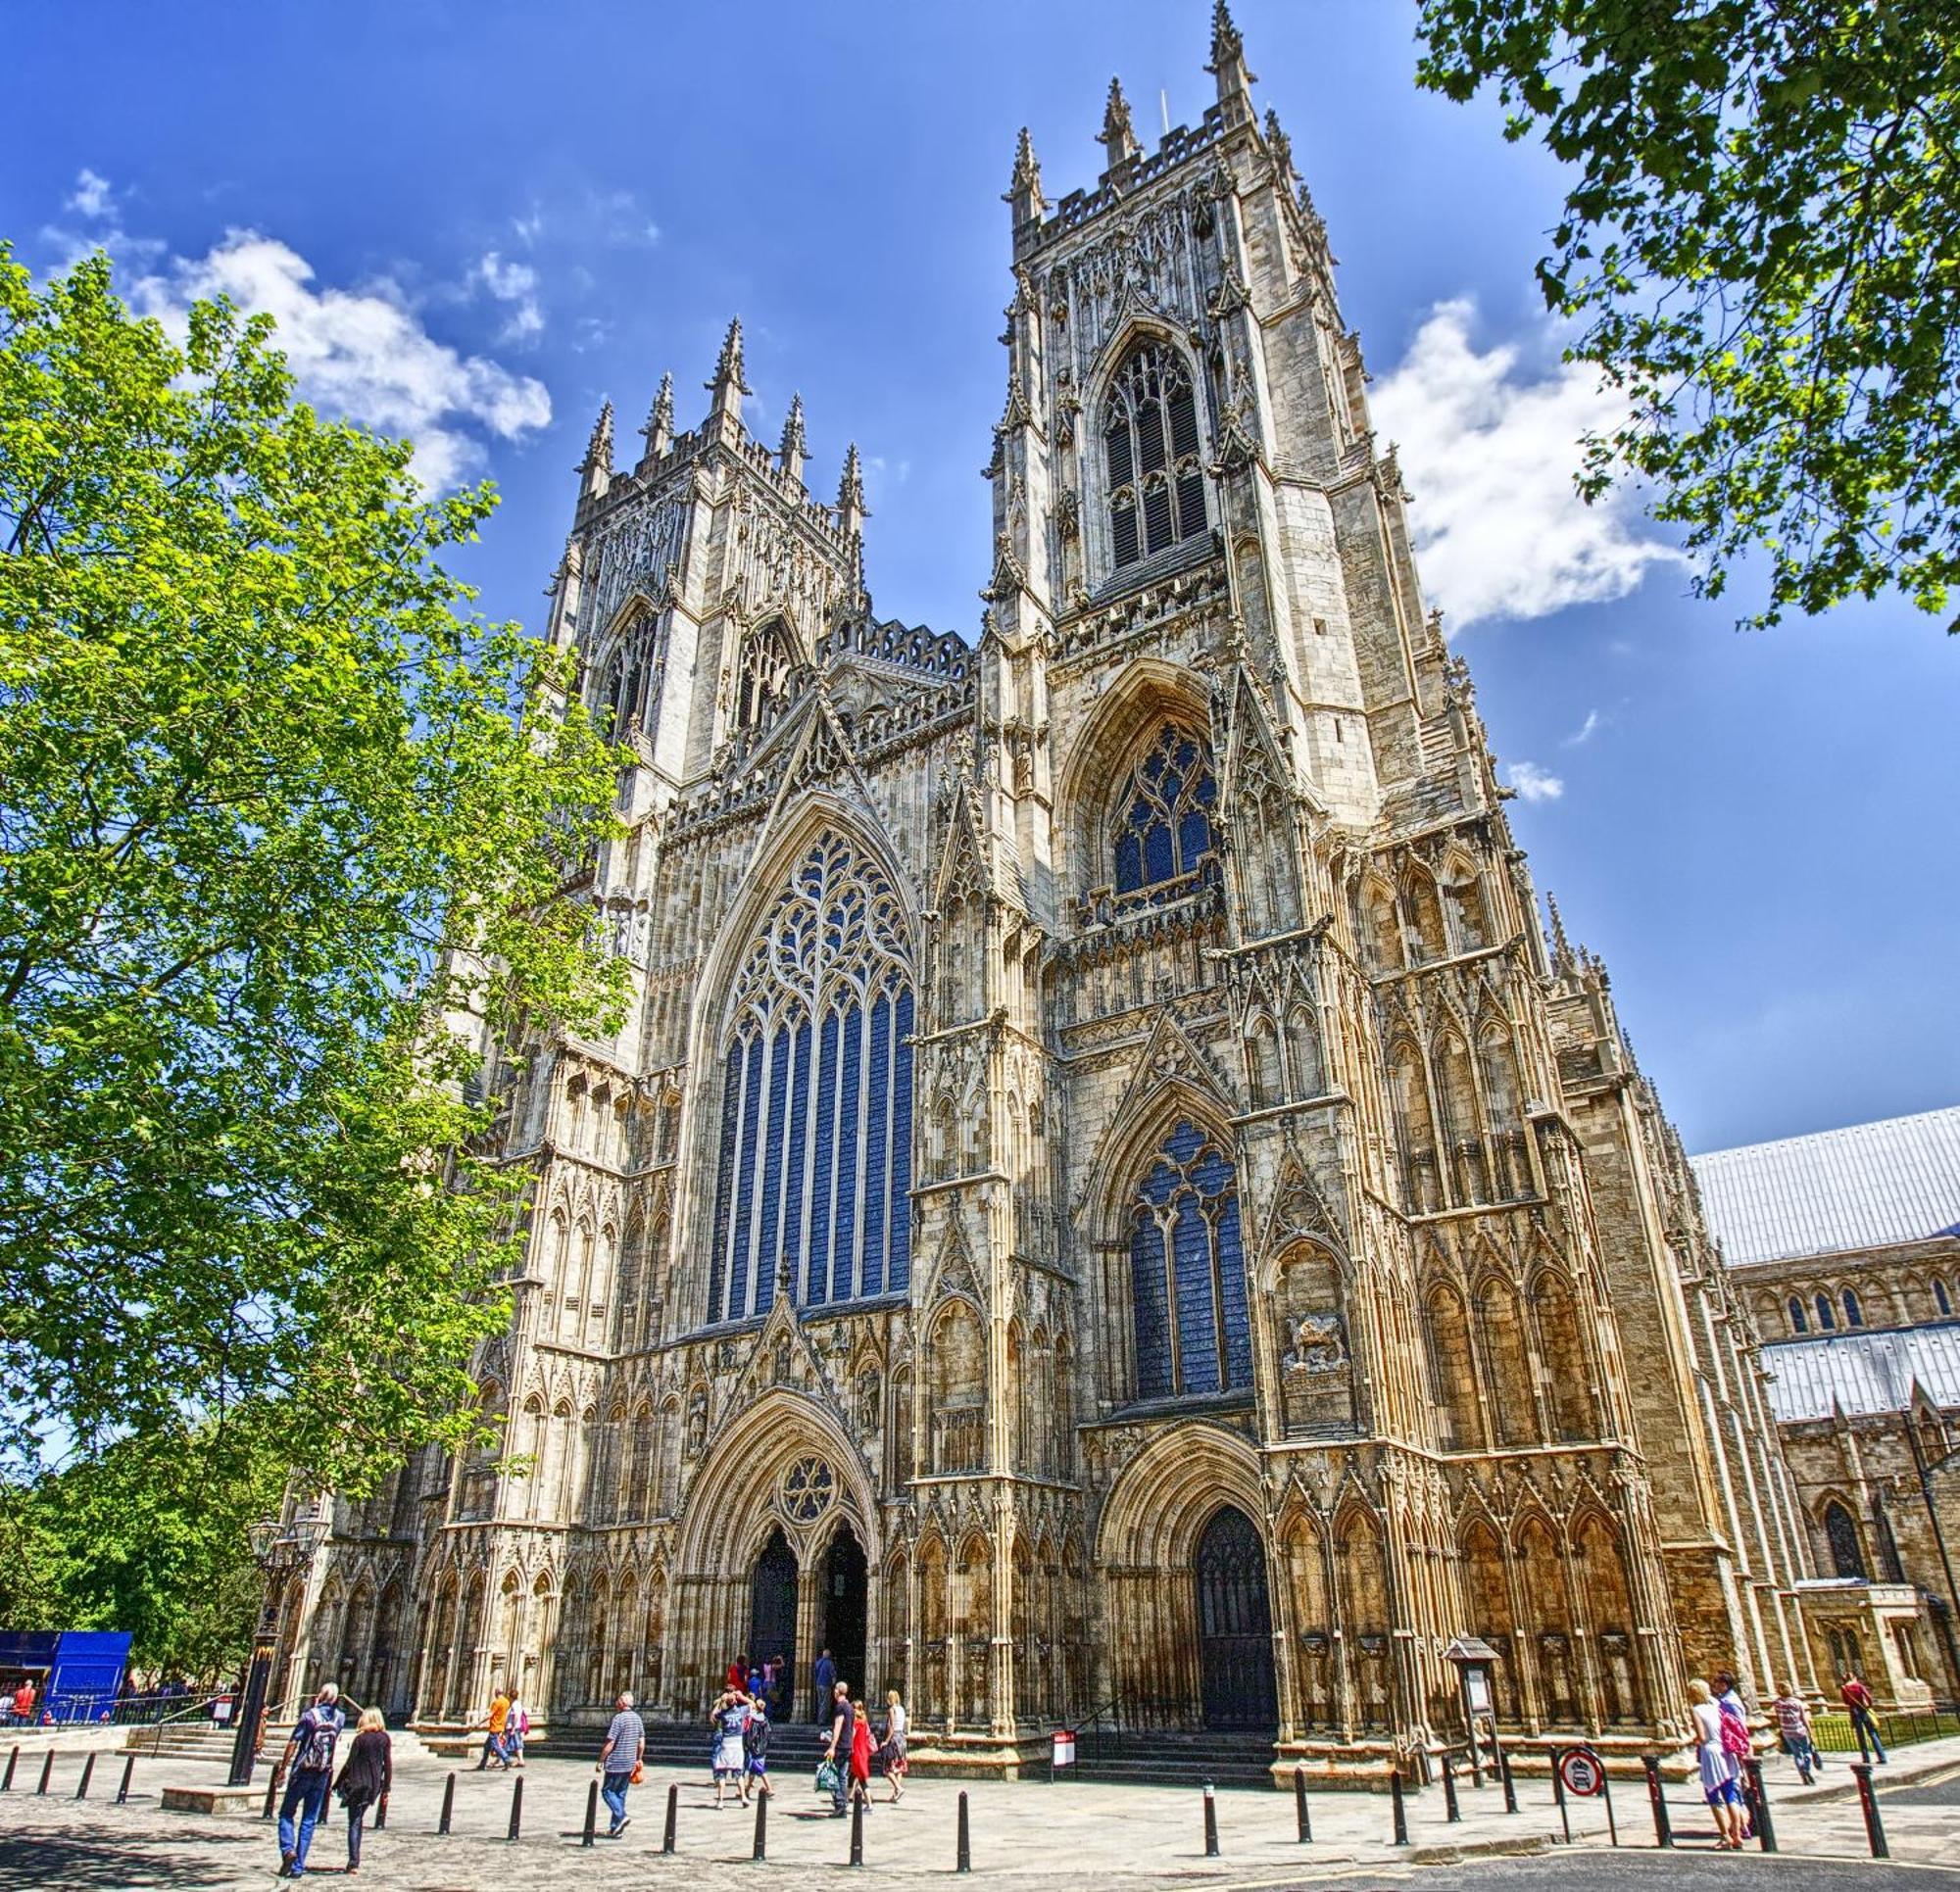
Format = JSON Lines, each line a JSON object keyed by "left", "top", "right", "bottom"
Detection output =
{"left": 0, "top": 1737, "right": 1955, "bottom": 1889}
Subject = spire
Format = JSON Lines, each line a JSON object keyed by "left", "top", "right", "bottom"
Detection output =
{"left": 1098, "top": 77, "right": 1141, "bottom": 175}
{"left": 1206, "top": 0, "right": 1256, "bottom": 127}
{"left": 1004, "top": 124, "right": 1046, "bottom": 228}
{"left": 836, "top": 442, "right": 867, "bottom": 538}
{"left": 706, "top": 315, "right": 750, "bottom": 425}
{"left": 579, "top": 398, "right": 613, "bottom": 501}
{"left": 638, "top": 371, "right": 674, "bottom": 465}
{"left": 779, "top": 392, "right": 808, "bottom": 485}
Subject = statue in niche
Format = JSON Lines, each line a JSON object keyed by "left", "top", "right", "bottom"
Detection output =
{"left": 685, "top": 1386, "right": 709, "bottom": 1458}
{"left": 1283, "top": 1311, "right": 1347, "bottom": 1376}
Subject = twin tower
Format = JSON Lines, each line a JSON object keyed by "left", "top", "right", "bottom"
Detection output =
{"left": 291, "top": 4, "right": 1824, "bottom": 1774}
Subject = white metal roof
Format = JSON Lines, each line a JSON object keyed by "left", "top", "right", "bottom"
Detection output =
{"left": 1761, "top": 1327, "right": 1960, "bottom": 1423}
{"left": 1690, "top": 1104, "right": 1960, "bottom": 1266}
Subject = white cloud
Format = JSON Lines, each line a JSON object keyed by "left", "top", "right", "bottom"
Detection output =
{"left": 468, "top": 249, "right": 545, "bottom": 344}
{"left": 67, "top": 169, "right": 114, "bottom": 219}
{"left": 1561, "top": 708, "right": 1601, "bottom": 748}
{"left": 133, "top": 232, "right": 551, "bottom": 490}
{"left": 1371, "top": 298, "right": 1683, "bottom": 629}
{"left": 1504, "top": 760, "right": 1566, "bottom": 803}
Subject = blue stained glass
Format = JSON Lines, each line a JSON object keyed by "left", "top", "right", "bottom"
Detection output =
{"left": 729, "top": 1034, "right": 763, "bottom": 1319}
{"left": 709, "top": 1040, "right": 743, "bottom": 1323}
{"left": 1109, "top": 725, "right": 1219, "bottom": 896}
{"left": 1115, "top": 833, "right": 1142, "bottom": 894}
{"left": 832, "top": 1001, "right": 862, "bottom": 1303}
{"left": 1130, "top": 1210, "right": 1172, "bottom": 1398}
{"left": 781, "top": 1018, "right": 810, "bottom": 1284}
{"left": 1179, "top": 808, "right": 1212, "bottom": 869}
{"left": 756, "top": 1028, "right": 792, "bottom": 1314}
{"left": 862, "top": 995, "right": 891, "bottom": 1296}
{"left": 1171, "top": 1194, "right": 1220, "bottom": 1393}
{"left": 1215, "top": 1194, "right": 1250, "bottom": 1387}
{"left": 808, "top": 1011, "right": 839, "bottom": 1306}
{"left": 890, "top": 991, "right": 914, "bottom": 1289}
{"left": 1145, "top": 822, "right": 1173, "bottom": 883}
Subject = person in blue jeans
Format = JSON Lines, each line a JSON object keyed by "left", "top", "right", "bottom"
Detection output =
{"left": 597, "top": 1690, "right": 646, "bottom": 1837}
{"left": 275, "top": 1684, "right": 345, "bottom": 1879}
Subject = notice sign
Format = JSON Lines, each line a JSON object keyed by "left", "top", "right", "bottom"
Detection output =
{"left": 1558, "top": 1747, "right": 1606, "bottom": 1798}
{"left": 1464, "top": 1671, "right": 1491, "bottom": 1714}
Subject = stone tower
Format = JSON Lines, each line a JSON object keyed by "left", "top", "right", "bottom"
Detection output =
{"left": 284, "top": 5, "right": 1816, "bottom": 1775}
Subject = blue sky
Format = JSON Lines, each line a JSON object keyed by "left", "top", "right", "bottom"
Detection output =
{"left": 6, "top": 0, "right": 1955, "bottom": 1155}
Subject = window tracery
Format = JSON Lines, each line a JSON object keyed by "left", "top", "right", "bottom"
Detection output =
{"left": 1128, "top": 1119, "right": 1250, "bottom": 1400}
{"left": 1110, "top": 721, "right": 1219, "bottom": 897}
{"left": 734, "top": 617, "right": 795, "bottom": 731}
{"left": 708, "top": 832, "right": 915, "bottom": 1324}
{"left": 1102, "top": 343, "right": 1206, "bottom": 571}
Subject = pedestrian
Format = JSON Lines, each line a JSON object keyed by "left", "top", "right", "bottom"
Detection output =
{"left": 726, "top": 1655, "right": 748, "bottom": 1692}
{"left": 1839, "top": 1671, "right": 1887, "bottom": 1763}
{"left": 1689, "top": 1677, "right": 1745, "bottom": 1851}
{"left": 333, "top": 1706, "right": 393, "bottom": 1876}
{"left": 597, "top": 1690, "right": 646, "bottom": 1837}
{"left": 881, "top": 1688, "right": 908, "bottom": 1803}
{"left": 765, "top": 1653, "right": 785, "bottom": 1719}
{"left": 9, "top": 1677, "right": 32, "bottom": 1724}
{"left": 813, "top": 1647, "right": 837, "bottom": 1722}
{"left": 275, "top": 1683, "right": 346, "bottom": 1880}
{"left": 848, "top": 1701, "right": 875, "bottom": 1813}
{"left": 822, "top": 1679, "right": 851, "bottom": 1817}
{"left": 710, "top": 1687, "right": 750, "bottom": 1807}
{"left": 503, "top": 1690, "right": 528, "bottom": 1768}
{"left": 1712, "top": 1669, "right": 1756, "bottom": 1839}
{"left": 475, "top": 1685, "right": 511, "bottom": 1770}
{"left": 1770, "top": 1681, "right": 1819, "bottom": 1784}
{"left": 743, "top": 1693, "right": 772, "bottom": 1804}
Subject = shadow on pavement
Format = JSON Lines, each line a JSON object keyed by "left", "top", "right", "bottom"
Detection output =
{"left": 0, "top": 1825, "right": 266, "bottom": 1888}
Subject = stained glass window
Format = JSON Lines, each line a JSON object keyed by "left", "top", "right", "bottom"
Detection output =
{"left": 708, "top": 833, "right": 914, "bottom": 1324}
{"left": 1111, "top": 722, "right": 1219, "bottom": 896}
{"left": 1128, "top": 1120, "right": 1250, "bottom": 1400}
{"left": 1102, "top": 344, "right": 1207, "bottom": 571}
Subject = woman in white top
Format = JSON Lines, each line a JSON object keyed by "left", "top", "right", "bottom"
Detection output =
{"left": 1689, "top": 1677, "right": 1744, "bottom": 1850}
{"left": 881, "top": 1688, "right": 908, "bottom": 1803}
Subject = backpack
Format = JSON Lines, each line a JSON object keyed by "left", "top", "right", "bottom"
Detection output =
{"left": 1719, "top": 1702, "right": 1751, "bottom": 1760}
{"left": 295, "top": 1707, "right": 339, "bottom": 1773}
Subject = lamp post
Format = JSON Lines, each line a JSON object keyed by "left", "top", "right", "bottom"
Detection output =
{"left": 227, "top": 1509, "right": 330, "bottom": 1786}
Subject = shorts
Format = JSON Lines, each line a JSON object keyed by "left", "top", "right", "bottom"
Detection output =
{"left": 748, "top": 1755, "right": 767, "bottom": 1776}
{"left": 1705, "top": 1776, "right": 1742, "bottom": 1808}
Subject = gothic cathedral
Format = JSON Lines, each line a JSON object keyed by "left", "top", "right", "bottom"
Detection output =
{"left": 292, "top": 8, "right": 1824, "bottom": 1774}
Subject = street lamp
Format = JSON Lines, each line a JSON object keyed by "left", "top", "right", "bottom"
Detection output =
{"left": 227, "top": 1508, "right": 330, "bottom": 1786}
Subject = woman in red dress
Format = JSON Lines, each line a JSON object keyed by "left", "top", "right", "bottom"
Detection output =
{"left": 848, "top": 1701, "right": 876, "bottom": 1811}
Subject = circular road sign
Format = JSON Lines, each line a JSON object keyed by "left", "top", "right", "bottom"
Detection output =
{"left": 1558, "top": 1747, "right": 1606, "bottom": 1798}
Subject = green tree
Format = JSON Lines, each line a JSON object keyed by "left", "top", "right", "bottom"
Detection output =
{"left": 1416, "top": 1, "right": 1960, "bottom": 629}
{"left": 0, "top": 245, "right": 624, "bottom": 1488}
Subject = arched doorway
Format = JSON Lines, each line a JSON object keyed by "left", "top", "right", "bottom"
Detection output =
{"left": 750, "top": 1528, "right": 798, "bottom": 1712}
{"left": 822, "top": 1525, "right": 869, "bottom": 1710}
{"left": 1196, "top": 1505, "right": 1277, "bottom": 1730}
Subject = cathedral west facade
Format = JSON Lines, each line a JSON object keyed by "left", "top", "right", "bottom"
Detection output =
{"left": 285, "top": 9, "right": 1829, "bottom": 1774}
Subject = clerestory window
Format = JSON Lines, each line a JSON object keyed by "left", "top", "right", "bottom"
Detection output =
{"left": 1111, "top": 722, "right": 1219, "bottom": 897}
{"left": 1102, "top": 344, "right": 1206, "bottom": 572}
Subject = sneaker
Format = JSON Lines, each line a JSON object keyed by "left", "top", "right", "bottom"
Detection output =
{"left": 612, "top": 1816, "right": 630, "bottom": 1836}
{"left": 277, "top": 1857, "right": 294, "bottom": 1878}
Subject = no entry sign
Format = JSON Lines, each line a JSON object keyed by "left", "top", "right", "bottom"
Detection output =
{"left": 1558, "top": 1747, "right": 1607, "bottom": 1798}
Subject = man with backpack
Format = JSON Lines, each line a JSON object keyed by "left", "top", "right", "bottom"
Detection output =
{"left": 274, "top": 1683, "right": 346, "bottom": 1879}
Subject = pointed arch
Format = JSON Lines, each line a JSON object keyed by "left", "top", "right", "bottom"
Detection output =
{"left": 1098, "top": 334, "right": 1208, "bottom": 573}
{"left": 1530, "top": 1267, "right": 1595, "bottom": 1441}
{"left": 1474, "top": 1273, "right": 1536, "bottom": 1446}
{"left": 1424, "top": 1280, "right": 1483, "bottom": 1450}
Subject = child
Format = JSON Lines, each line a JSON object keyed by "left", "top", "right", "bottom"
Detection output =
{"left": 742, "top": 1695, "right": 772, "bottom": 1804}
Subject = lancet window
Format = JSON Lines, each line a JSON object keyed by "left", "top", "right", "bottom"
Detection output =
{"left": 1102, "top": 343, "right": 1206, "bottom": 571}
{"left": 1128, "top": 1120, "right": 1250, "bottom": 1400}
{"left": 597, "top": 633, "right": 649, "bottom": 737}
{"left": 734, "top": 617, "right": 795, "bottom": 732}
{"left": 1111, "top": 722, "right": 1219, "bottom": 897}
{"left": 708, "top": 833, "right": 914, "bottom": 1324}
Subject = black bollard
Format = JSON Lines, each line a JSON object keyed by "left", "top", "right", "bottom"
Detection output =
{"left": 438, "top": 1771, "right": 455, "bottom": 1835}
{"left": 1744, "top": 1758, "right": 1776, "bottom": 1853}
{"left": 262, "top": 1770, "right": 278, "bottom": 1819}
{"left": 1202, "top": 1781, "right": 1220, "bottom": 1857}
{"left": 1442, "top": 1750, "right": 1461, "bottom": 1822}
{"left": 75, "top": 1753, "right": 96, "bottom": 1800}
{"left": 1550, "top": 1748, "right": 1572, "bottom": 1846}
{"left": 662, "top": 1781, "right": 678, "bottom": 1854}
{"left": 1642, "top": 1755, "right": 1672, "bottom": 1848}
{"left": 1294, "top": 1763, "right": 1312, "bottom": 1843}
{"left": 117, "top": 1753, "right": 134, "bottom": 1804}
{"left": 956, "top": 1789, "right": 971, "bottom": 1873}
{"left": 850, "top": 1795, "right": 864, "bottom": 1867}
{"left": 1851, "top": 1762, "right": 1888, "bottom": 1860}
{"left": 1497, "top": 1741, "right": 1518, "bottom": 1815}
{"left": 753, "top": 1787, "right": 767, "bottom": 1861}
{"left": 1, "top": 1746, "right": 15, "bottom": 1792}
{"left": 506, "top": 1774, "right": 523, "bottom": 1841}
{"left": 582, "top": 1777, "right": 599, "bottom": 1848}
{"left": 1390, "top": 1768, "right": 1409, "bottom": 1846}
{"left": 37, "top": 1752, "right": 54, "bottom": 1795}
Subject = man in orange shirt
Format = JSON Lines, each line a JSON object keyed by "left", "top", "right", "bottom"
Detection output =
{"left": 9, "top": 1679, "right": 32, "bottom": 1723}
{"left": 476, "top": 1687, "right": 512, "bottom": 1770}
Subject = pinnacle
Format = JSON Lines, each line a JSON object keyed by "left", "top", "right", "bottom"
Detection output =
{"left": 837, "top": 441, "right": 866, "bottom": 516}
{"left": 708, "top": 315, "right": 751, "bottom": 395}
{"left": 1210, "top": 0, "right": 1244, "bottom": 67}
{"left": 1011, "top": 124, "right": 1040, "bottom": 190}
{"left": 582, "top": 398, "right": 613, "bottom": 465}
{"left": 780, "top": 392, "right": 808, "bottom": 460}
{"left": 1099, "top": 76, "right": 1140, "bottom": 162}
